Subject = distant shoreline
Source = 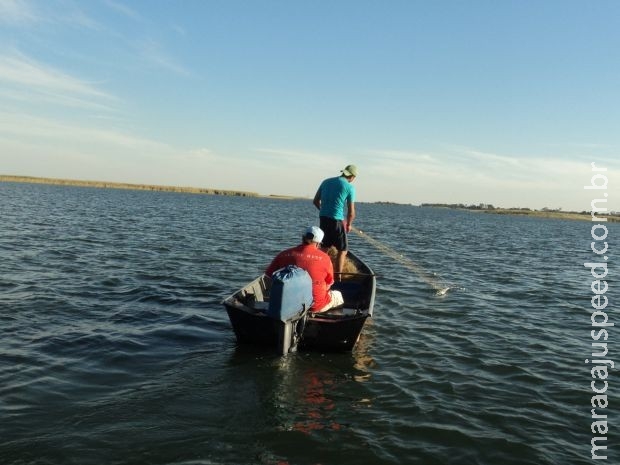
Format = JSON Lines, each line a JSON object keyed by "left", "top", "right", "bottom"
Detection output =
{"left": 2, "top": 174, "right": 617, "bottom": 222}
{"left": 477, "top": 208, "right": 616, "bottom": 222}
{"left": 419, "top": 204, "right": 619, "bottom": 222}
{"left": 0, "top": 175, "right": 301, "bottom": 200}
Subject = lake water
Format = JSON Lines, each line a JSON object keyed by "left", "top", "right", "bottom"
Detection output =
{"left": 0, "top": 182, "right": 616, "bottom": 465}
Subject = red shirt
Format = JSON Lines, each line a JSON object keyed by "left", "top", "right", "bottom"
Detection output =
{"left": 265, "top": 243, "right": 334, "bottom": 311}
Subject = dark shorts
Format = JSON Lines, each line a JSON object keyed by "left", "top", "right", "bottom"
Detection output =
{"left": 319, "top": 216, "right": 348, "bottom": 251}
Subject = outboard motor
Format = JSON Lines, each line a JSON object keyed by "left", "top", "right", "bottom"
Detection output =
{"left": 268, "top": 265, "right": 313, "bottom": 355}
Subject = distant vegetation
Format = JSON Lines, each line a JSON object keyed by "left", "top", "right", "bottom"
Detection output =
{"left": 420, "top": 203, "right": 619, "bottom": 222}
{"left": 0, "top": 175, "right": 260, "bottom": 197}
{"left": 422, "top": 202, "right": 499, "bottom": 210}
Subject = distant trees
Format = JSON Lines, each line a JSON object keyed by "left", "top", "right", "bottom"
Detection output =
{"left": 420, "top": 203, "right": 496, "bottom": 210}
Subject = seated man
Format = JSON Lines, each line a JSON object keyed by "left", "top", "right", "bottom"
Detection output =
{"left": 265, "top": 226, "right": 344, "bottom": 313}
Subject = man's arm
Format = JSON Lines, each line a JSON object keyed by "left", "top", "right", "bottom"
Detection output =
{"left": 346, "top": 201, "right": 356, "bottom": 232}
{"left": 324, "top": 258, "right": 335, "bottom": 287}
{"left": 265, "top": 254, "right": 282, "bottom": 277}
{"left": 313, "top": 189, "right": 321, "bottom": 211}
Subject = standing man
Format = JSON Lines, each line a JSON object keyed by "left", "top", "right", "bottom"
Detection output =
{"left": 313, "top": 164, "right": 357, "bottom": 277}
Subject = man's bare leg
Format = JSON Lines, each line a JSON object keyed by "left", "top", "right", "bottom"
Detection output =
{"left": 336, "top": 250, "right": 348, "bottom": 279}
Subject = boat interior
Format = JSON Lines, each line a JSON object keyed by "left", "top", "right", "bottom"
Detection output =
{"left": 228, "top": 270, "right": 374, "bottom": 319}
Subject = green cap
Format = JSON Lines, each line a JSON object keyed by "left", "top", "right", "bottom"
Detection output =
{"left": 342, "top": 164, "right": 358, "bottom": 177}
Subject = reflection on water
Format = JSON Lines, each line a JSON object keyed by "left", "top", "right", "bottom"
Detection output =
{"left": 271, "top": 332, "right": 376, "bottom": 436}
{"left": 289, "top": 365, "right": 341, "bottom": 434}
{"left": 224, "top": 341, "right": 379, "bottom": 465}
{"left": 352, "top": 328, "right": 376, "bottom": 383}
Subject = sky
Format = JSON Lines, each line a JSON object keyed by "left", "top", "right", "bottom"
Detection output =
{"left": 0, "top": 0, "right": 618, "bottom": 211}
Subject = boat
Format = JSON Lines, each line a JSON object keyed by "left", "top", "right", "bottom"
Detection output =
{"left": 222, "top": 251, "right": 376, "bottom": 354}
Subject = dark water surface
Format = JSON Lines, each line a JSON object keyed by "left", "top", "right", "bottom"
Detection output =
{"left": 1, "top": 182, "right": 617, "bottom": 465}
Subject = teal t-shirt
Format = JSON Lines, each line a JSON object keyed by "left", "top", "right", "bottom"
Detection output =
{"left": 318, "top": 176, "right": 356, "bottom": 220}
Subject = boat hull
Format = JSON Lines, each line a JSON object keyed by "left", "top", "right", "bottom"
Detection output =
{"left": 225, "top": 304, "right": 370, "bottom": 352}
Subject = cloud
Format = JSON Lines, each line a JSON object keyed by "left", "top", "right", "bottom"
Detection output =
{"left": 0, "top": 51, "right": 116, "bottom": 110}
{"left": 0, "top": 87, "right": 114, "bottom": 112}
{"left": 0, "top": 112, "right": 198, "bottom": 185}
{"left": 362, "top": 149, "right": 444, "bottom": 178}
{"left": 444, "top": 146, "right": 522, "bottom": 168}
{"left": 253, "top": 148, "right": 366, "bottom": 181}
{"left": 364, "top": 146, "right": 595, "bottom": 188}
{"left": 358, "top": 146, "right": 605, "bottom": 207}
{"left": 254, "top": 147, "right": 345, "bottom": 165}
{"left": 0, "top": 112, "right": 165, "bottom": 150}
{"left": 0, "top": 116, "right": 180, "bottom": 188}
{"left": 61, "top": 7, "right": 102, "bottom": 31}
{"left": 103, "top": 0, "right": 143, "bottom": 21}
{"left": 0, "top": 0, "right": 37, "bottom": 24}
{"left": 546, "top": 142, "right": 615, "bottom": 150}
{"left": 172, "top": 24, "right": 187, "bottom": 37}
{"left": 186, "top": 148, "right": 215, "bottom": 160}
{"left": 0, "top": 0, "right": 101, "bottom": 29}
{"left": 135, "top": 39, "right": 190, "bottom": 76}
